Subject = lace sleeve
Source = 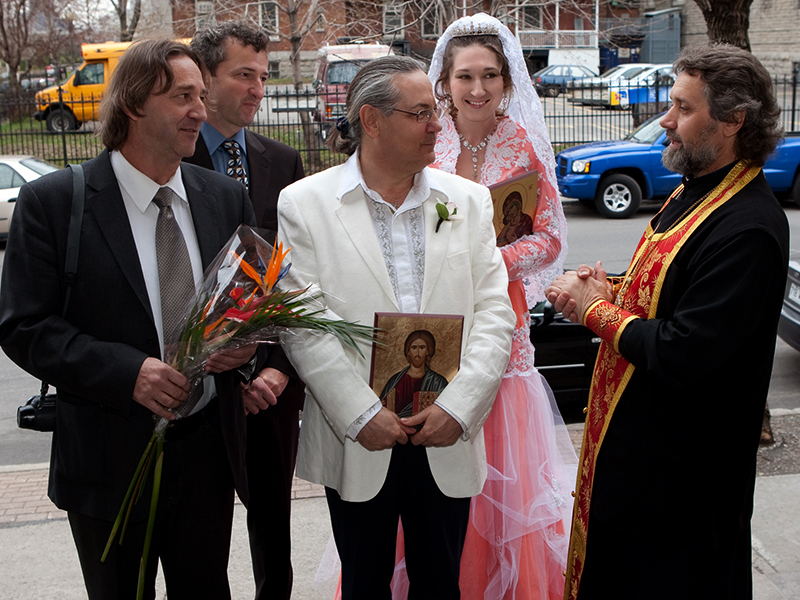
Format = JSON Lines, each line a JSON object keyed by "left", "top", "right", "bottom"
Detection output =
{"left": 488, "top": 120, "right": 567, "bottom": 302}
{"left": 500, "top": 174, "right": 562, "bottom": 283}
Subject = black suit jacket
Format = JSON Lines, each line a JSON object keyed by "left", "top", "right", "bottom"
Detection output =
{"left": 185, "top": 129, "right": 305, "bottom": 407}
{"left": 0, "top": 150, "right": 256, "bottom": 520}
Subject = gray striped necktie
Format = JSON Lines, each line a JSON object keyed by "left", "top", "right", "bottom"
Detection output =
{"left": 152, "top": 186, "right": 204, "bottom": 413}
{"left": 152, "top": 186, "right": 196, "bottom": 345}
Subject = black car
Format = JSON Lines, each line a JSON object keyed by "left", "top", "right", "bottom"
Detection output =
{"left": 778, "top": 260, "right": 800, "bottom": 351}
{"left": 529, "top": 302, "right": 600, "bottom": 419}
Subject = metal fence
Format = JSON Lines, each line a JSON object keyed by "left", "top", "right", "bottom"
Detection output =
{"left": 1, "top": 75, "right": 798, "bottom": 173}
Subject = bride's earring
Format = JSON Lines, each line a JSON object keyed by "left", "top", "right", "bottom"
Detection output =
{"left": 498, "top": 93, "right": 510, "bottom": 114}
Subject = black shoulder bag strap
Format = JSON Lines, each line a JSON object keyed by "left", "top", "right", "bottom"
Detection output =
{"left": 39, "top": 163, "right": 85, "bottom": 398}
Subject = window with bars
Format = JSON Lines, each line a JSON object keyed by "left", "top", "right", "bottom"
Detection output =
{"left": 420, "top": 2, "right": 443, "bottom": 38}
{"left": 519, "top": 4, "right": 542, "bottom": 30}
{"left": 195, "top": 1, "right": 214, "bottom": 29}
{"left": 260, "top": 2, "right": 279, "bottom": 33}
{"left": 383, "top": 1, "right": 404, "bottom": 35}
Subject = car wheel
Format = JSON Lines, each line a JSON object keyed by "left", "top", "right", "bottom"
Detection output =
{"left": 545, "top": 85, "right": 560, "bottom": 98}
{"left": 46, "top": 109, "right": 77, "bottom": 133}
{"left": 595, "top": 174, "right": 642, "bottom": 219}
{"left": 792, "top": 171, "right": 800, "bottom": 208}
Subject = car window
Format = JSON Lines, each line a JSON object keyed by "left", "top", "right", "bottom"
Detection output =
{"left": 625, "top": 114, "right": 666, "bottom": 143}
{"left": 0, "top": 164, "right": 23, "bottom": 189}
{"left": 578, "top": 66, "right": 595, "bottom": 77}
{"left": 599, "top": 65, "right": 627, "bottom": 79}
{"left": 77, "top": 62, "right": 104, "bottom": 86}
{"left": 327, "top": 62, "right": 363, "bottom": 85}
{"left": 620, "top": 66, "right": 647, "bottom": 79}
{"left": 20, "top": 157, "right": 59, "bottom": 176}
{"left": 550, "top": 67, "right": 565, "bottom": 76}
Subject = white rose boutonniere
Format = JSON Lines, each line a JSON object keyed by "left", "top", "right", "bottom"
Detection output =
{"left": 435, "top": 200, "right": 463, "bottom": 232}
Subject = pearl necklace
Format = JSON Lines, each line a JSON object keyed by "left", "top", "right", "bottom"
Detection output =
{"left": 458, "top": 125, "right": 496, "bottom": 181}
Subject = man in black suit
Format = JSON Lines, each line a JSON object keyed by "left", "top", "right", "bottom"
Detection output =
{"left": 0, "top": 40, "right": 257, "bottom": 599}
{"left": 186, "top": 22, "right": 305, "bottom": 600}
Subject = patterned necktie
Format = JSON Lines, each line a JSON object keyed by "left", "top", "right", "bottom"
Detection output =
{"left": 222, "top": 139, "right": 249, "bottom": 190}
{"left": 152, "top": 187, "right": 196, "bottom": 344}
{"left": 153, "top": 187, "right": 204, "bottom": 415}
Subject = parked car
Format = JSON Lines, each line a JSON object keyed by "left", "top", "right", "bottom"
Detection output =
{"left": 0, "top": 156, "right": 60, "bottom": 241}
{"left": 612, "top": 63, "right": 675, "bottom": 125}
{"left": 556, "top": 113, "right": 800, "bottom": 218}
{"left": 529, "top": 301, "right": 600, "bottom": 415}
{"left": 532, "top": 64, "right": 596, "bottom": 98}
{"left": 778, "top": 259, "right": 800, "bottom": 352}
{"left": 568, "top": 63, "right": 653, "bottom": 107}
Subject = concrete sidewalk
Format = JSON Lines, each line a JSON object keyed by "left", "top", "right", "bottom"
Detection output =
{"left": 1, "top": 425, "right": 799, "bottom": 599}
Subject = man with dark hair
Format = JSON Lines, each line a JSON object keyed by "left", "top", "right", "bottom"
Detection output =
{"left": 278, "top": 55, "right": 515, "bottom": 599}
{"left": 0, "top": 39, "right": 257, "bottom": 599}
{"left": 546, "top": 43, "right": 790, "bottom": 600}
{"left": 186, "top": 21, "right": 305, "bottom": 600}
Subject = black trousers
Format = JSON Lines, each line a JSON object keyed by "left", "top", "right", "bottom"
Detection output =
{"left": 68, "top": 402, "right": 235, "bottom": 600}
{"left": 246, "top": 401, "right": 301, "bottom": 600}
{"left": 326, "top": 443, "right": 471, "bottom": 600}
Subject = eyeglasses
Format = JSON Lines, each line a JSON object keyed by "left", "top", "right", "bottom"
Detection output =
{"left": 391, "top": 107, "right": 439, "bottom": 123}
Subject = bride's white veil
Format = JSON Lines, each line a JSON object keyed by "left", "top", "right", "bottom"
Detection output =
{"left": 429, "top": 13, "right": 567, "bottom": 304}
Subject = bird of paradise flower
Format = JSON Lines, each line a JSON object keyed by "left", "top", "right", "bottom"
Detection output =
{"left": 101, "top": 226, "right": 374, "bottom": 600}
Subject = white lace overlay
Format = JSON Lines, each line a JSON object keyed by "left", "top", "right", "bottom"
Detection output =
{"left": 504, "top": 312, "right": 536, "bottom": 377}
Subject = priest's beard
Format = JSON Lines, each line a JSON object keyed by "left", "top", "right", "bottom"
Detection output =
{"left": 662, "top": 120, "right": 720, "bottom": 176}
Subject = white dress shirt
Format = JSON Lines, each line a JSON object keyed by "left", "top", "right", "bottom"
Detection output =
{"left": 110, "top": 150, "right": 215, "bottom": 414}
{"left": 338, "top": 152, "right": 467, "bottom": 440}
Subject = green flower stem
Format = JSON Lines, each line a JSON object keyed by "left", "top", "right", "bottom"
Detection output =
{"left": 136, "top": 436, "right": 164, "bottom": 600}
{"left": 101, "top": 433, "right": 157, "bottom": 563}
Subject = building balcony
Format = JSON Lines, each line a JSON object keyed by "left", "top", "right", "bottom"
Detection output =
{"left": 517, "top": 29, "right": 599, "bottom": 49}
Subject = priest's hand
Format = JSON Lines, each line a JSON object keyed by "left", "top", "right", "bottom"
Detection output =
{"left": 402, "top": 405, "right": 462, "bottom": 448}
{"left": 357, "top": 408, "right": 416, "bottom": 451}
{"left": 546, "top": 262, "right": 613, "bottom": 324}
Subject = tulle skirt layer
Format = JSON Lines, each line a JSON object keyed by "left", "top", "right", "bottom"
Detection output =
{"left": 459, "top": 369, "right": 577, "bottom": 600}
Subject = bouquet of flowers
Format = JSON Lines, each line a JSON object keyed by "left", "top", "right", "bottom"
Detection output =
{"left": 101, "top": 225, "right": 374, "bottom": 599}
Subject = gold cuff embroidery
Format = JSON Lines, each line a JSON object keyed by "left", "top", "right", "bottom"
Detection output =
{"left": 584, "top": 300, "right": 639, "bottom": 352}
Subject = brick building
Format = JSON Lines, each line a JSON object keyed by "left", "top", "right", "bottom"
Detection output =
{"left": 169, "top": 0, "right": 604, "bottom": 78}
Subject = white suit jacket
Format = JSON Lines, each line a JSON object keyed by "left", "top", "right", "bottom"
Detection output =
{"left": 277, "top": 164, "right": 514, "bottom": 502}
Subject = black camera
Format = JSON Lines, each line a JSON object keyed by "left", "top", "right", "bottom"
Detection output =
{"left": 17, "top": 394, "right": 57, "bottom": 432}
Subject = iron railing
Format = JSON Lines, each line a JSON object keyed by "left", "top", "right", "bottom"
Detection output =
{"left": 1, "top": 76, "right": 797, "bottom": 173}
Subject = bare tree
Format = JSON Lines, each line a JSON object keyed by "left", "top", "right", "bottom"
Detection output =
{"left": 29, "top": 0, "right": 82, "bottom": 69}
{"left": 109, "top": 0, "right": 141, "bottom": 41}
{"left": 0, "top": 0, "right": 31, "bottom": 94}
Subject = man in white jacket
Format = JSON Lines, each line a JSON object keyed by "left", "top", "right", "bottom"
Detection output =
{"left": 278, "top": 55, "right": 514, "bottom": 600}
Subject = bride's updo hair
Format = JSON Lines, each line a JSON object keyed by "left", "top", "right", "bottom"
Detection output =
{"left": 433, "top": 34, "right": 513, "bottom": 115}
